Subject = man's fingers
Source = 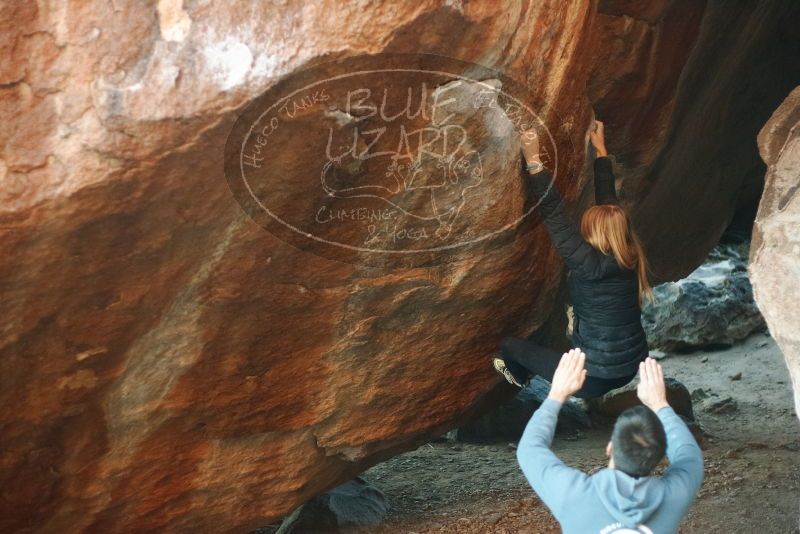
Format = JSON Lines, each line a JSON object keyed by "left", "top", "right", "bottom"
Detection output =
{"left": 559, "top": 349, "right": 583, "bottom": 377}
{"left": 570, "top": 349, "right": 580, "bottom": 365}
{"left": 654, "top": 360, "right": 664, "bottom": 383}
{"left": 571, "top": 349, "right": 585, "bottom": 373}
{"left": 564, "top": 351, "right": 576, "bottom": 373}
{"left": 649, "top": 358, "right": 659, "bottom": 384}
{"left": 639, "top": 360, "right": 648, "bottom": 384}
{"left": 555, "top": 349, "right": 586, "bottom": 390}
{"left": 642, "top": 358, "right": 665, "bottom": 393}
{"left": 649, "top": 358, "right": 661, "bottom": 382}
{"left": 558, "top": 352, "right": 572, "bottom": 373}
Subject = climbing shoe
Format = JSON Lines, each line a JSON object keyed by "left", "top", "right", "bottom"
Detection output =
{"left": 493, "top": 357, "right": 524, "bottom": 388}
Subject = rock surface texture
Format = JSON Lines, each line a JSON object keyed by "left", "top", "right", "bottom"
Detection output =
{"left": 1, "top": 1, "right": 799, "bottom": 532}
{"left": 642, "top": 243, "right": 766, "bottom": 351}
{"left": 751, "top": 85, "right": 800, "bottom": 420}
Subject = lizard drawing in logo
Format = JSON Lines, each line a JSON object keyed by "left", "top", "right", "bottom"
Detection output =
{"left": 320, "top": 123, "right": 484, "bottom": 241}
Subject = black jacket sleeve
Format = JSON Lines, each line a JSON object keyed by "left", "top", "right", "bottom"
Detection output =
{"left": 594, "top": 156, "right": 619, "bottom": 205}
{"left": 528, "top": 167, "right": 604, "bottom": 278}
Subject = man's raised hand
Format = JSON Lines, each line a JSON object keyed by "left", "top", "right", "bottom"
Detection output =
{"left": 636, "top": 357, "right": 670, "bottom": 412}
{"left": 548, "top": 348, "right": 587, "bottom": 403}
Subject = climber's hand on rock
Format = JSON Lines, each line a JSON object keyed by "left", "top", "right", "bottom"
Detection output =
{"left": 548, "top": 348, "right": 587, "bottom": 403}
{"left": 520, "top": 127, "right": 541, "bottom": 165}
{"left": 636, "top": 357, "right": 669, "bottom": 412}
{"left": 589, "top": 119, "right": 608, "bottom": 157}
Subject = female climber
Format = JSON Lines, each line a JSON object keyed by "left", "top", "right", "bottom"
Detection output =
{"left": 493, "top": 121, "right": 654, "bottom": 398}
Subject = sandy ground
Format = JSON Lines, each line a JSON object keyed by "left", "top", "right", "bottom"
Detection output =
{"left": 348, "top": 332, "right": 800, "bottom": 533}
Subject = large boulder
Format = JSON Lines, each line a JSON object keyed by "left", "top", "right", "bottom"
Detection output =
{"left": 751, "top": 85, "right": 800, "bottom": 420}
{"left": 1, "top": 1, "right": 798, "bottom": 532}
{"left": 641, "top": 243, "right": 766, "bottom": 351}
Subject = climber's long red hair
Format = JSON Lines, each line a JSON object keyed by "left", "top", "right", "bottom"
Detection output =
{"left": 580, "top": 205, "right": 654, "bottom": 304}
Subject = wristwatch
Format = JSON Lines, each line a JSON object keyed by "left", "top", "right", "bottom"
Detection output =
{"left": 525, "top": 161, "right": 545, "bottom": 173}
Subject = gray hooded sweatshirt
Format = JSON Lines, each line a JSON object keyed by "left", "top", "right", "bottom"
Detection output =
{"left": 517, "top": 398, "right": 703, "bottom": 533}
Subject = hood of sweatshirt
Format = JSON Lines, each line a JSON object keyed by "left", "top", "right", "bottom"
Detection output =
{"left": 591, "top": 468, "right": 665, "bottom": 527}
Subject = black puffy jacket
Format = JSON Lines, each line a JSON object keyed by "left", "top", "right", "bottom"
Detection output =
{"left": 528, "top": 157, "right": 648, "bottom": 379}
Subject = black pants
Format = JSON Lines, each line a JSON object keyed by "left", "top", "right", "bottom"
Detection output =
{"left": 500, "top": 336, "right": 636, "bottom": 399}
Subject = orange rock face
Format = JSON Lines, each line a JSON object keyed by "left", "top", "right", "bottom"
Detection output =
{"left": 751, "top": 85, "right": 800, "bottom": 420}
{"left": 0, "top": 1, "right": 798, "bottom": 532}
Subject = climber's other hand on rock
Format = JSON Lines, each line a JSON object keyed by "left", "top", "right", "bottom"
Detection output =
{"left": 520, "top": 127, "right": 541, "bottom": 165}
{"left": 548, "top": 348, "right": 587, "bottom": 403}
{"left": 589, "top": 119, "right": 608, "bottom": 157}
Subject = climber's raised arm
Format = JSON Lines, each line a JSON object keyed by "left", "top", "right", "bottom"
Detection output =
{"left": 519, "top": 128, "right": 603, "bottom": 278}
{"left": 589, "top": 120, "right": 619, "bottom": 205}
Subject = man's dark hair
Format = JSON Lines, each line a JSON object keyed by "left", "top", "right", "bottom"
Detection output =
{"left": 611, "top": 405, "right": 667, "bottom": 477}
